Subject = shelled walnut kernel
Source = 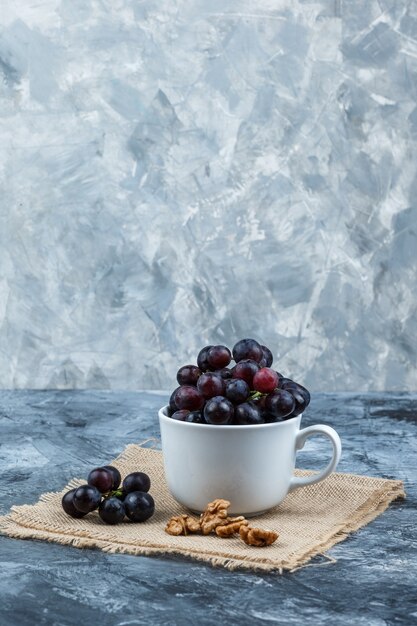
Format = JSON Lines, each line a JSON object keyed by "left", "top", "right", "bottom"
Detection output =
{"left": 199, "top": 498, "right": 230, "bottom": 535}
{"left": 215, "top": 516, "right": 249, "bottom": 537}
{"left": 239, "top": 525, "right": 279, "bottom": 547}
{"left": 165, "top": 514, "right": 201, "bottom": 536}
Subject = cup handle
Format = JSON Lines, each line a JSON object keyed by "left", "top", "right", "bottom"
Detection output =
{"left": 289, "top": 424, "right": 342, "bottom": 492}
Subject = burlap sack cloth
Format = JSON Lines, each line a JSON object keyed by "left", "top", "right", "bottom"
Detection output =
{"left": 0, "top": 443, "right": 405, "bottom": 573}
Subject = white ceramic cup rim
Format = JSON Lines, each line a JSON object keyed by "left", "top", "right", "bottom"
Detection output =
{"left": 159, "top": 405, "right": 302, "bottom": 430}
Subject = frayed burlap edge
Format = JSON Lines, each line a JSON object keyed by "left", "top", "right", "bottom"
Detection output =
{"left": 286, "top": 479, "right": 405, "bottom": 572}
{"left": 0, "top": 443, "right": 406, "bottom": 573}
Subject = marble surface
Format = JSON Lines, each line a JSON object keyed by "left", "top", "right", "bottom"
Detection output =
{"left": 1, "top": 1, "right": 417, "bottom": 392}
{"left": 0, "top": 390, "right": 415, "bottom": 625}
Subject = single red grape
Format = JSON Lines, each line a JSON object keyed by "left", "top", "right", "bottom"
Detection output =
{"left": 253, "top": 368, "right": 279, "bottom": 393}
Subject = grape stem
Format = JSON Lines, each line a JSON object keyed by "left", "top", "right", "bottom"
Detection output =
{"left": 249, "top": 389, "right": 279, "bottom": 400}
{"left": 105, "top": 489, "right": 123, "bottom": 498}
{"left": 249, "top": 391, "right": 265, "bottom": 400}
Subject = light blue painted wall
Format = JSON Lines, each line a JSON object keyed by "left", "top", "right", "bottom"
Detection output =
{"left": 0, "top": 1, "right": 416, "bottom": 391}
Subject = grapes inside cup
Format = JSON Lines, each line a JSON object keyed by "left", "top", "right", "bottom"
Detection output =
{"left": 168, "top": 339, "right": 311, "bottom": 425}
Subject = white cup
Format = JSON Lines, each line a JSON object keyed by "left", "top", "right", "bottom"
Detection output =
{"left": 158, "top": 406, "right": 342, "bottom": 516}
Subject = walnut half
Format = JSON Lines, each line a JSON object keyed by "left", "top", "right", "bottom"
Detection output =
{"left": 215, "top": 516, "right": 249, "bottom": 538}
{"left": 200, "top": 498, "right": 230, "bottom": 535}
{"left": 239, "top": 525, "right": 279, "bottom": 547}
{"left": 165, "top": 514, "right": 201, "bottom": 536}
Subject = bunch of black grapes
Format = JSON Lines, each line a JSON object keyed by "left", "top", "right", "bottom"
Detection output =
{"left": 62, "top": 465, "right": 154, "bottom": 525}
{"left": 168, "top": 338, "right": 310, "bottom": 426}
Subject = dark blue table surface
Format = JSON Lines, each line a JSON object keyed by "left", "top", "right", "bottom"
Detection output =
{"left": 0, "top": 391, "right": 416, "bottom": 626}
